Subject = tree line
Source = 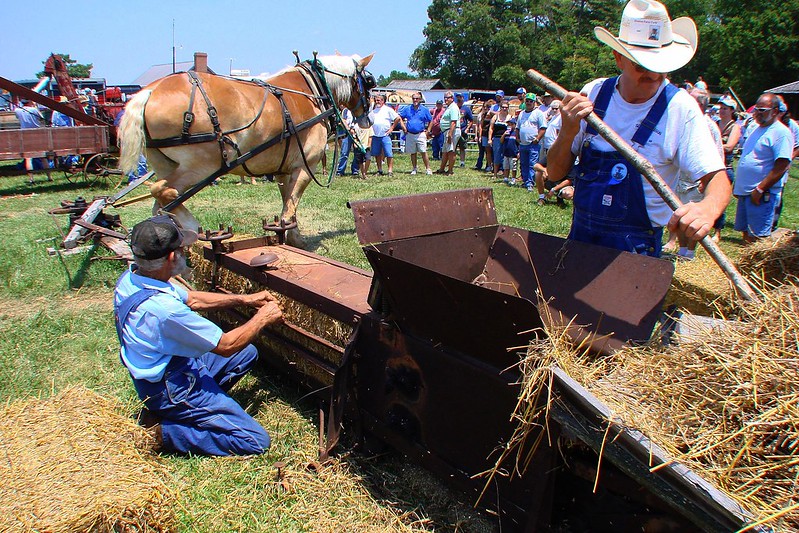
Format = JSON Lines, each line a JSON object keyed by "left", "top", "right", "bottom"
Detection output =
{"left": 405, "top": 0, "right": 799, "bottom": 105}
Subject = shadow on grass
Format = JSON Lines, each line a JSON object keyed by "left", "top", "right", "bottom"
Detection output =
{"left": 233, "top": 360, "right": 496, "bottom": 532}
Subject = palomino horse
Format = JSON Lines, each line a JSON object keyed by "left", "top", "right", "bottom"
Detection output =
{"left": 118, "top": 53, "right": 374, "bottom": 246}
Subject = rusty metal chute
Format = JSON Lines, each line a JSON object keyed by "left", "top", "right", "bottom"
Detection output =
{"left": 196, "top": 188, "right": 758, "bottom": 531}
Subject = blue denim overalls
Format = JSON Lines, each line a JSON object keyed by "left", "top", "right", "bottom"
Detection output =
{"left": 569, "top": 77, "right": 678, "bottom": 257}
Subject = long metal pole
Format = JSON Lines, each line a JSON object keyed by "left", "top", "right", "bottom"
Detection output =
{"left": 527, "top": 68, "right": 758, "bottom": 302}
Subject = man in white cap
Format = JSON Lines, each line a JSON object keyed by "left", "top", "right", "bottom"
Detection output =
{"left": 546, "top": 0, "right": 730, "bottom": 257}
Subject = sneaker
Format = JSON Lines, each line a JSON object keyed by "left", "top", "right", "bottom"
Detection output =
{"left": 472, "top": 166, "right": 482, "bottom": 170}
{"left": 426, "top": 169, "right": 433, "bottom": 175}
{"left": 410, "top": 169, "right": 417, "bottom": 175}
{"left": 388, "top": 171, "right": 394, "bottom": 177}
{"left": 377, "top": 170, "right": 385, "bottom": 176}
{"left": 527, "top": 186, "right": 535, "bottom": 192}
{"left": 459, "top": 162, "right": 465, "bottom": 168}
{"left": 537, "top": 198, "right": 546, "bottom": 206}
{"left": 509, "top": 179, "right": 517, "bottom": 186}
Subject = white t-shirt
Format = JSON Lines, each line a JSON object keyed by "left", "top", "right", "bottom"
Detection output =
{"left": 542, "top": 114, "right": 561, "bottom": 150}
{"left": 369, "top": 105, "right": 399, "bottom": 137}
{"left": 517, "top": 108, "right": 547, "bottom": 145}
{"left": 570, "top": 78, "right": 724, "bottom": 226}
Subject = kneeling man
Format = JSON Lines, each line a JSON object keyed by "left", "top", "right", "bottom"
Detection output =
{"left": 115, "top": 215, "right": 283, "bottom": 455}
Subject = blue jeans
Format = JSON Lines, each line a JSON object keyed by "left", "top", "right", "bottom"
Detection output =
{"left": 518, "top": 143, "right": 540, "bottom": 189}
{"left": 475, "top": 136, "right": 488, "bottom": 169}
{"left": 431, "top": 132, "right": 444, "bottom": 160}
{"left": 492, "top": 137, "right": 505, "bottom": 171}
{"left": 337, "top": 136, "right": 351, "bottom": 175}
{"left": 133, "top": 345, "right": 270, "bottom": 456}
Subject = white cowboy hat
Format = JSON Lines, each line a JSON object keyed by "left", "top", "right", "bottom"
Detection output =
{"left": 594, "top": 0, "right": 698, "bottom": 74}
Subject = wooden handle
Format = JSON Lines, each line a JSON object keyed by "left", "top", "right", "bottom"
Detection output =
{"left": 527, "top": 68, "right": 758, "bottom": 302}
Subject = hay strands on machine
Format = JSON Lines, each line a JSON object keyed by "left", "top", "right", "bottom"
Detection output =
{"left": 526, "top": 69, "right": 759, "bottom": 302}
{"left": 195, "top": 188, "right": 761, "bottom": 532}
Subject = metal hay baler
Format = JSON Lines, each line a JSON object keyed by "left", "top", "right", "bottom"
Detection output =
{"left": 198, "top": 188, "right": 759, "bottom": 532}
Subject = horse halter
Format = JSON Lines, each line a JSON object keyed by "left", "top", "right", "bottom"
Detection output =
{"left": 351, "top": 61, "right": 376, "bottom": 123}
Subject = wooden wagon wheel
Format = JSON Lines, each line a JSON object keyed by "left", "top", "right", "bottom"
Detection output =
{"left": 83, "top": 153, "right": 124, "bottom": 188}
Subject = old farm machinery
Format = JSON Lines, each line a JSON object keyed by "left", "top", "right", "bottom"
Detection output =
{"left": 193, "top": 188, "right": 763, "bottom": 532}
{"left": 0, "top": 55, "right": 126, "bottom": 186}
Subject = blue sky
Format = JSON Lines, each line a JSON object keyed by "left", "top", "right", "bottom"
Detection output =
{"left": 1, "top": 0, "right": 431, "bottom": 84}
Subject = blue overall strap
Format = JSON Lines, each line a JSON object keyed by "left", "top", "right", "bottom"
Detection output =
{"left": 631, "top": 82, "right": 679, "bottom": 147}
{"left": 585, "top": 77, "right": 617, "bottom": 136}
{"left": 114, "top": 288, "right": 159, "bottom": 347}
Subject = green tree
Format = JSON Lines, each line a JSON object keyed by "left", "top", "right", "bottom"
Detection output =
{"left": 703, "top": 0, "right": 799, "bottom": 104}
{"left": 377, "top": 70, "right": 418, "bottom": 87}
{"left": 410, "top": 0, "right": 530, "bottom": 89}
{"left": 36, "top": 54, "right": 93, "bottom": 79}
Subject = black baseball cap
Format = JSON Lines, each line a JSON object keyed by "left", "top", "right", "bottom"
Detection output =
{"left": 130, "top": 215, "right": 197, "bottom": 260}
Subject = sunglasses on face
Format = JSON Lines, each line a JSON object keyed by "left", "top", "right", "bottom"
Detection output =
{"left": 753, "top": 107, "right": 775, "bottom": 113}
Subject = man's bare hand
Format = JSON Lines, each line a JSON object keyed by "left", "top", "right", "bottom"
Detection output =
{"left": 667, "top": 202, "right": 715, "bottom": 242}
{"left": 246, "top": 290, "right": 278, "bottom": 309}
{"left": 559, "top": 92, "right": 594, "bottom": 133}
{"left": 255, "top": 301, "right": 283, "bottom": 326}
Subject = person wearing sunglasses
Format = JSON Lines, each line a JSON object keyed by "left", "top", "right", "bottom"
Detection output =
{"left": 733, "top": 93, "right": 793, "bottom": 242}
{"left": 114, "top": 215, "right": 283, "bottom": 455}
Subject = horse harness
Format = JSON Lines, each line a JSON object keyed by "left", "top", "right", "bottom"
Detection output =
{"left": 150, "top": 62, "right": 346, "bottom": 212}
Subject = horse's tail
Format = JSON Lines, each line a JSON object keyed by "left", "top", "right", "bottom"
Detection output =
{"left": 118, "top": 89, "right": 152, "bottom": 175}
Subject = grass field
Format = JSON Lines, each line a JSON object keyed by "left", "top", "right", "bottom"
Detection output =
{"left": 0, "top": 153, "right": 797, "bottom": 531}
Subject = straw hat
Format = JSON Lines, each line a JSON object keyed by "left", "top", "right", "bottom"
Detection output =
{"left": 594, "top": 0, "right": 698, "bottom": 73}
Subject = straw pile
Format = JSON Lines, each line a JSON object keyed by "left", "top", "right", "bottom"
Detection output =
{"left": 0, "top": 386, "right": 176, "bottom": 532}
{"left": 506, "top": 280, "right": 799, "bottom": 531}
{"left": 737, "top": 229, "right": 799, "bottom": 285}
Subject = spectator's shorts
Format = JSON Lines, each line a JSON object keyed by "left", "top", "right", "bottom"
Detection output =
{"left": 456, "top": 135, "right": 468, "bottom": 150}
{"left": 539, "top": 147, "right": 549, "bottom": 166}
{"left": 370, "top": 136, "right": 393, "bottom": 158}
{"left": 503, "top": 156, "right": 518, "bottom": 171}
{"left": 734, "top": 193, "right": 781, "bottom": 238}
{"left": 443, "top": 130, "right": 461, "bottom": 153}
{"left": 405, "top": 132, "right": 427, "bottom": 154}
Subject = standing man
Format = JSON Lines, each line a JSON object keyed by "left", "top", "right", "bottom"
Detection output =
{"left": 517, "top": 93, "right": 548, "bottom": 195}
{"left": 538, "top": 92, "right": 554, "bottom": 115}
{"left": 114, "top": 215, "right": 283, "bottom": 455}
{"left": 733, "top": 93, "right": 793, "bottom": 242}
{"left": 546, "top": 0, "right": 729, "bottom": 257}
{"left": 400, "top": 92, "right": 433, "bottom": 175}
{"left": 428, "top": 99, "right": 445, "bottom": 161}
{"left": 434, "top": 92, "right": 461, "bottom": 175}
{"left": 455, "top": 93, "right": 474, "bottom": 168}
{"left": 366, "top": 94, "right": 406, "bottom": 176}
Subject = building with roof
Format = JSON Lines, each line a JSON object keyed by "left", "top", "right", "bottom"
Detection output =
{"left": 132, "top": 52, "right": 217, "bottom": 87}
{"left": 767, "top": 80, "right": 799, "bottom": 115}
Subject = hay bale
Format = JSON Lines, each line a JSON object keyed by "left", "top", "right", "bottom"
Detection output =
{"left": 0, "top": 386, "right": 176, "bottom": 532}
{"left": 737, "top": 229, "right": 799, "bottom": 285}
{"left": 665, "top": 255, "right": 736, "bottom": 316}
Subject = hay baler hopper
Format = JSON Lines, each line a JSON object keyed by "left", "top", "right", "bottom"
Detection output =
{"left": 201, "top": 188, "right": 757, "bottom": 532}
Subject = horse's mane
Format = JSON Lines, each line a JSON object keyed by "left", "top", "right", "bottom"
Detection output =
{"left": 315, "top": 54, "right": 360, "bottom": 102}
{"left": 272, "top": 54, "right": 360, "bottom": 102}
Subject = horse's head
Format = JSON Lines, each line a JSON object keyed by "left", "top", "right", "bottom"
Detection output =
{"left": 313, "top": 53, "right": 375, "bottom": 129}
{"left": 350, "top": 54, "right": 376, "bottom": 128}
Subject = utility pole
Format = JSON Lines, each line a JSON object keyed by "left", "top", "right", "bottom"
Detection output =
{"left": 229, "top": 58, "right": 234, "bottom": 76}
{"left": 172, "top": 19, "right": 176, "bottom": 74}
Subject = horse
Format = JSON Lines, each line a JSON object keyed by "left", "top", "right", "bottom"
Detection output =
{"left": 118, "top": 53, "right": 375, "bottom": 247}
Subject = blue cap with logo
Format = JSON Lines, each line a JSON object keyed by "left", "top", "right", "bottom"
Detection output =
{"left": 495, "top": 89, "right": 505, "bottom": 97}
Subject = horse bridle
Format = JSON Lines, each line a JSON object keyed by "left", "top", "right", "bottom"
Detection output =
{"left": 310, "top": 57, "right": 375, "bottom": 124}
